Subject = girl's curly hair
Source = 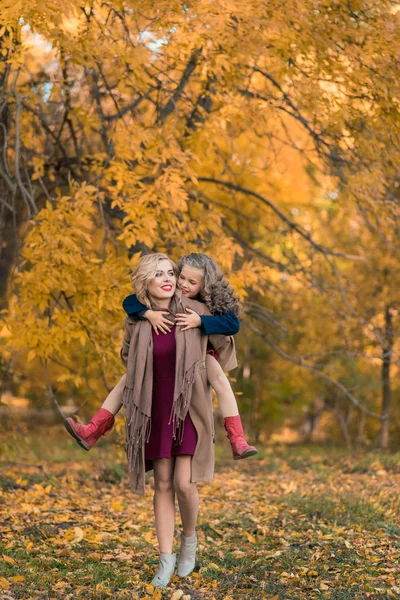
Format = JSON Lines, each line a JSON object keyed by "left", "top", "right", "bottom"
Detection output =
{"left": 177, "top": 253, "right": 241, "bottom": 316}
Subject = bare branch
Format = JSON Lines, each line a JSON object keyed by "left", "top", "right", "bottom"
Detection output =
{"left": 198, "top": 177, "right": 363, "bottom": 260}
{"left": 244, "top": 319, "right": 386, "bottom": 420}
{"left": 159, "top": 48, "right": 202, "bottom": 123}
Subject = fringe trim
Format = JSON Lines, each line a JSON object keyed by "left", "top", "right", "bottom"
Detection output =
{"left": 123, "top": 386, "right": 151, "bottom": 476}
{"left": 169, "top": 361, "right": 199, "bottom": 445}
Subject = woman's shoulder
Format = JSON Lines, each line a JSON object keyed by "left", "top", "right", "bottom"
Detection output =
{"left": 123, "top": 315, "right": 141, "bottom": 329}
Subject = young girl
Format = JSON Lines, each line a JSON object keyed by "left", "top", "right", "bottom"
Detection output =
{"left": 64, "top": 253, "right": 257, "bottom": 460}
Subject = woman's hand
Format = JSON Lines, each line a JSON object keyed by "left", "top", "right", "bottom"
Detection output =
{"left": 176, "top": 308, "right": 202, "bottom": 331}
{"left": 144, "top": 310, "right": 172, "bottom": 335}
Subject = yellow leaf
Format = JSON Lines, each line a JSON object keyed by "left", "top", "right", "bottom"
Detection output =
{"left": 54, "top": 581, "right": 67, "bottom": 589}
{"left": 73, "top": 527, "right": 84, "bottom": 542}
{"left": 65, "top": 527, "right": 84, "bottom": 543}
{"left": 144, "top": 530, "right": 156, "bottom": 545}
{"left": 26, "top": 542, "right": 34, "bottom": 552}
{"left": 245, "top": 532, "right": 256, "bottom": 543}
{"left": 280, "top": 571, "right": 290, "bottom": 578}
{"left": 320, "top": 583, "right": 329, "bottom": 590}
{"left": 0, "top": 577, "right": 10, "bottom": 590}
{"left": 111, "top": 498, "right": 124, "bottom": 512}
{"left": 170, "top": 591, "right": 184, "bottom": 600}
{"left": 2, "top": 555, "right": 16, "bottom": 565}
{"left": 10, "top": 575, "right": 25, "bottom": 583}
{"left": 27, "top": 349, "right": 36, "bottom": 361}
{"left": 15, "top": 477, "right": 28, "bottom": 486}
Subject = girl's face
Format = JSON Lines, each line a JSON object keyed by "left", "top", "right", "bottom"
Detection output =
{"left": 147, "top": 259, "right": 176, "bottom": 302}
{"left": 178, "top": 265, "right": 204, "bottom": 299}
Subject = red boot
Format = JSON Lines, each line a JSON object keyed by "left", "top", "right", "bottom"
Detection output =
{"left": 64, "top": 408, "right": 115, "bottom": 451}
{"left": 223, "top": 415, "right": 258, "bottom": 460}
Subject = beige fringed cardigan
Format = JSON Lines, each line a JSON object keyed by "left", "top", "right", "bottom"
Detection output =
{"left": 120, "top": 293, "right": 238, "bottom": 496}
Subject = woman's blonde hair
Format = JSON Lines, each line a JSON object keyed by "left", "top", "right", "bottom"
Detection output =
{"left": 131, "top": 253, "right": 178, "bottom": 309}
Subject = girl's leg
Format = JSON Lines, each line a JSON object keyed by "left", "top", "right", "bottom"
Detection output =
{"left": 101, "top": 373, "right": 126, "bottom": 415}
{"left": 63, "top": 374, "right": 126, "bottom": 450}
{"left": 153, "top": 458, "right": 176, "bottom": 553}
{"left": 151, "top": 458, "right": 177, "bottom": 588}
{"left": 206, "top": 354, "right": 238, "bottom": 418}
{"left": 174, "top": 455, "right": 198, "bottom": 577}
{"left": 206, "top": 355, "right": 257, "bottom": 460}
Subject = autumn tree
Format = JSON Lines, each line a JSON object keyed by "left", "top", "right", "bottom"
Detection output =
{"left": 0, "top": 0, "right": 399, "bottom": 444}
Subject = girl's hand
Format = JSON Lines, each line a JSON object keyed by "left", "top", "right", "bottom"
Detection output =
{"left": 176, "top": 308, "right": 201, "bottom": 331}
{"left": 144, "top": 310, "right": 172, "bottom": 335}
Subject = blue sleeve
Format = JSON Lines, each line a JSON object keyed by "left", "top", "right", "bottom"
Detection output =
{"left": 200, "top": 311, "right": 240, "bottom": 336}
{"left": 122, "top": 294, "right": 148, "bottom": 319}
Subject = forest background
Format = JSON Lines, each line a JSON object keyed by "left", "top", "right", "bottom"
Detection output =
{"left": 1, "top": 2, "right": 400, "bottom": 599}
{"left": 0, "top": 0, "right": 400, "bottom": 451}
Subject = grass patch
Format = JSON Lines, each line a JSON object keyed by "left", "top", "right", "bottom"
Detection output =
{"left": 278, "top": 491, "right": 387, "bottom": 528}
{"left": 0, "top": 424, "right": 399, "bottom": 599}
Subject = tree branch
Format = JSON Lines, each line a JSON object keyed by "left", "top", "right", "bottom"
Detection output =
{"left": 244, "top": 319, "right": 386, "bottom": 420}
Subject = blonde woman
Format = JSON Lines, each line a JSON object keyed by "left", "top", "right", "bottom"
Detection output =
{"left": 77, "top": 253, "right": 236, "bottom": 588}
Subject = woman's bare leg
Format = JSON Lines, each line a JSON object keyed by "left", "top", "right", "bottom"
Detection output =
{"left": 153, "top": 458, "right": 176, "bottom": 553}
{"left": 101, "top": 373, "right": 126, "bottom": 415}
{"left": 174, "top": 455, "right": 199, "bottom": 537}
{"left": 206, "top": 354, "right": 239, "bottom": 418}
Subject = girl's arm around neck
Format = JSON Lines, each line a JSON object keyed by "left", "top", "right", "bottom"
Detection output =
{"left": 122, "top": 293, "right": 148, "bottom": 319}
{"left": 200, "top": 311, "right": 240, "bottom": 336}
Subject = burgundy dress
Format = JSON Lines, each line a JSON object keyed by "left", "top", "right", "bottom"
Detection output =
{"left": 145, "top": 324, "right": 198, "bottom": 460}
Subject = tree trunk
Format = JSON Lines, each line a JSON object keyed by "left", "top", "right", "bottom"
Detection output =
{"left": 376, "top": 305, "right": 393, "bottom": 449}
{"left": 302, "top": 396, "right": 324, "bottom": 442}
{"left": 335, "top": 408, "right": 353, "bottom": 450}
{"left": 356, "top": 410, "right": 366, "bottom": 446}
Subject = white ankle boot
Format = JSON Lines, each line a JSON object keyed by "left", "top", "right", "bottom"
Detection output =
{"left": 177, "top": 532, "right": 197, "bottom": 577}
{"left": 151, "top": 552, "right": 176, "bottom": 588}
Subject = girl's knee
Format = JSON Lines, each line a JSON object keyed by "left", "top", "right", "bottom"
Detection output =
{"left": 211, "top": 371, "right": 229, "bottom": 393}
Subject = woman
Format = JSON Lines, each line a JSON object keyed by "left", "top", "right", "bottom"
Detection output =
{"left": 121, "top": 253, "right": 237, "bottom": 588}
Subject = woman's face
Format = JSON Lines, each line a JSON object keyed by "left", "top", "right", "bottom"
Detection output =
{"left": 178, "top": 265, "right": 204, "bottom": 299}
{"left": 147, "top": 259, "right": 176, "bottom": 302}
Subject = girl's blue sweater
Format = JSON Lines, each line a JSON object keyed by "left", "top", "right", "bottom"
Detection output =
{"left": 122, "top": 294, "right": 240, "bottom": 336}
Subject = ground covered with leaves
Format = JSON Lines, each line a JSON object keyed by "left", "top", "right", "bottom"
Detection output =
{"left": 0, "top": 424, "right": 399, "bottom": 599}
